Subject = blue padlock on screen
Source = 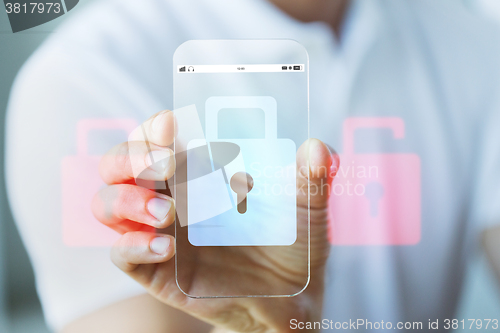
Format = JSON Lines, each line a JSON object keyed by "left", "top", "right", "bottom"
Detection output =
{"left": 187, "top": 96, "right": 297, "bottom": 246}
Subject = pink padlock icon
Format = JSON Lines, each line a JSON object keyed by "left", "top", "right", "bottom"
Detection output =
{"left": 328, "top": 117, "right": 421, "bottom": 245}
{"left": 62, "top": 118, "right": 137, "bottom": 246}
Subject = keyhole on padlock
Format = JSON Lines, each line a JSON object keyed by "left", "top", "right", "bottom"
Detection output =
{"left": 364, "top": 182, "right": 385, "bottom": 217}
{"left": 230, "top": 172, "right": 254, "bottom": 214}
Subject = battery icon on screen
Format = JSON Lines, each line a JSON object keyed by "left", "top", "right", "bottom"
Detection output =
{"left": 293, "top": 65, "right": 301, "bottom": 70}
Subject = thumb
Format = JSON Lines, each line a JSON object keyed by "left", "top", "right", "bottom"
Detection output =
{"left": 296, "top": 138, "right": 339, "bottom": 210}
{"left": 296, "top": 139, "right": 339, "bottom": 271}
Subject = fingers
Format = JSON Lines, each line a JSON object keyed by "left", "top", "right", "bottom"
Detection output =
{"left": 99, "top": 141, "right": 175, "bottom": 184}
{"left": 99, "top": 110, "right": 176, "bottom": 185}
{"left": 129, "top": 110, "right": 175, "bottom": 147}
{"left": 296, "top": 138, "right": 339, "bottom": 209}
{"left": 92, "top": 184, "right": 175, "bottom": 233}
{"left": 111, "top": 232, "right": 175, "bottom": 273}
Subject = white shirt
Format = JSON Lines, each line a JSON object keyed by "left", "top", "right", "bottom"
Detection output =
{"left": 6, "top": 0, "right": 500, "bottom": 331}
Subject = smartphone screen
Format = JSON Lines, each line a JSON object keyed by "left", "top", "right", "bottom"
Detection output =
{"left": 172, "top": 40, "right": 309, "bottom": 297}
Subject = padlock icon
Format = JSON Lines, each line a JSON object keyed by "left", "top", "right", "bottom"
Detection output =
{"left": 186, "top": 96, "right": 297, "bottom": 246}
{"left": 328, "top": 117, "right": 421, "bottom": 245}
{"left": 62, "top": 118, "right": 137, "bottom": 246}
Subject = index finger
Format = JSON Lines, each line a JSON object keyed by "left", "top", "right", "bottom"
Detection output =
{"left": 127, "top": 110, "right": 176, "bottom": 181}
{"left": 129, "top": 110, "right": 176, "bottom": 147}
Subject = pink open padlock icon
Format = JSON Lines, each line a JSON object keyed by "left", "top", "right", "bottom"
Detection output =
{"left": 62, "top": 118, "right": 137, "bottom": 246}
{"left": 328, "top": 117, "right": 421, "bottom": 246}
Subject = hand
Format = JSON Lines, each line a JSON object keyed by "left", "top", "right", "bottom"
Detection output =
{"left": 92, "top": 110, "right": 338, "bottom": 332}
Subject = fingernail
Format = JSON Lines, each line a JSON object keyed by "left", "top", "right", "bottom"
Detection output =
{"left": 150, "top": 236, "right": 170, "bottom": 255}
{"left": 145, "top": 150, "right": 172, "bottom": 174}
{"left": 148, "top": 197, "right": 171, "bottom": 221}
{"left": 152, "top": 111, "right": 170, "bottom": 134}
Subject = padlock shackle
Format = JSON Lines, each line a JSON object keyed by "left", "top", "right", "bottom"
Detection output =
{"left": 205, "top": 96, "right": 277, "bottom": 140}
{"left": 77, "top": 118, "right": 138, "bottom": 156}
{"left": 342, "top": 117, "right": 405, "bottom": 155}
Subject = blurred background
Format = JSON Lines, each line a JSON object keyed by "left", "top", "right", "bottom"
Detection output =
{"left": 0, "top": 3, "right": 98, "bottom": 332}
{"left": 1, "top": 0, "right": 500, "bottom": 332}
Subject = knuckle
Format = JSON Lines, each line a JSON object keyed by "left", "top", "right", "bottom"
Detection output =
{"left": 91, "top": 189, "right": 106, "bottom": 221}
{"left": 111, "top": 185, "right": 138, "bottom": 218}
{"left": 112, "top": 186, "right": 128, "bottom": 209}
{"left": 97, "top": 184, "right": 140, "bottom": 222}
{"left": 98, "top": 142, "right": 131, "bottom": 183}
{"left": 114, "top": 233, "right": 135, "bottom": 257}
{"left": 110, "top": 243, "right": 137, "bottom": 272}
{"left": 116, "top": 241, "right": 131, "bottom": 259}
{"left": 115, "top": 142, "right": 131, "bottom": 174}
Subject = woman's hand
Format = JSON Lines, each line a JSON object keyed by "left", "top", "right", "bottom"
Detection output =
{"left": 92, "top": 110, "right": 338, "bottom": 332}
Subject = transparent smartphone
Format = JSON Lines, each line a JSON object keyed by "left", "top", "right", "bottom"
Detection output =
{"left": 172, "top": 40, "right": 309, "bottom": 297}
